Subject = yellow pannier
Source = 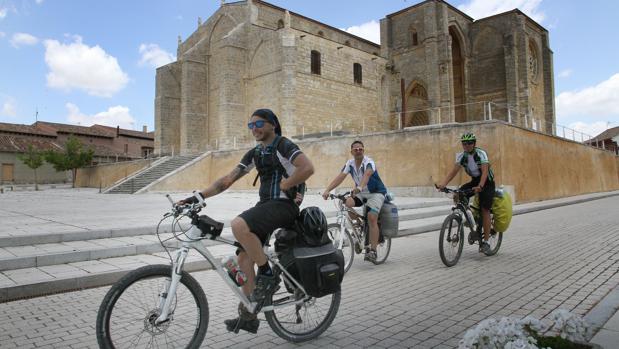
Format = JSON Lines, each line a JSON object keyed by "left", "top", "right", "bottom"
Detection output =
{"left": 472, "top": 188, "right": 513, "bottom": 232}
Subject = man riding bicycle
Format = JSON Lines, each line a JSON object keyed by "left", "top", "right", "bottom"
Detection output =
{"left": 437, "top": 132, "right": 495, "bottom": 254}
{"left": 322, "top": 140, "right": 388, "bottom": 263}
{"left": 179, "top": 109, "right": 314, "bottom": 334}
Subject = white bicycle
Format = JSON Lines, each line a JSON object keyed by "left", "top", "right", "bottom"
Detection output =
{"left": 326, "top": 192, "right": 392, "bottom": 273}
{"left": 95, "top": 193, "right": 341, "bottom": 348}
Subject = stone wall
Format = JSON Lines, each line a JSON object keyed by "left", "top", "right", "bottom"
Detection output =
{"left": 0, "top": 153, "right": 68, "bottom": 184}
{"left": 144, "top": 121, "right": 619, "bottom": 203}
{"left": 75, "top": 159, "right": 154, "bottom": 188}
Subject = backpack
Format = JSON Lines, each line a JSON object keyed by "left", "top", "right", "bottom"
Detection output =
{"left": 252, "top": 136, "right": 306, "bottom": 204}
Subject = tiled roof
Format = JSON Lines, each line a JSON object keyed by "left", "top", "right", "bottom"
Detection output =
{"left": 0, "top": 122, "right": 57, "bottom": 137}
{"left": 91, "top": 124, "right": 154, "bottom": 140}
{"left": 34, "top": 121, "right": 114, "bottom": 138}
{"left": 0, "top": 135, "right": 63, "bottom": 153}
{"left": 587, "top": 126, "right": 619, "bottom": 143}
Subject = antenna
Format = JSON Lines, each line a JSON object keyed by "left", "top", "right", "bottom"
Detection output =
{"left": 35, "top": 107, "right": 38, "bottom": 122}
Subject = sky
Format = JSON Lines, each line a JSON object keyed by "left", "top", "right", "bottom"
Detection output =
{"left": 0, "top": 0, "right": 618, "bottom": 138}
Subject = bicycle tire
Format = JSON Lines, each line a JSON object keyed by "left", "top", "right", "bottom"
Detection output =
{"left": 327, "top": 223, "right": 355, "bottom": 273}
{"left": 265, "top": 277, "right": 341, "bottom": 342}
{"left": 96, "top": 264, "right": 209, "bottom": 349}
{"left": 483, "top": 230, "right": 503, "bottom": 256}
{"left": 439, "top": 213, "right": 464, "bottom": 267}
{"left": 372, "top": 235, "right": 391, "bottom": 265}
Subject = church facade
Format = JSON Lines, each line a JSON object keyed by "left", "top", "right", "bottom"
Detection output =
{"left": 155, "top": 0, "right": 554, "bottom": 155}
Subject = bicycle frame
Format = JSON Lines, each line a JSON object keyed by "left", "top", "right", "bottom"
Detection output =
{"left": 155, "top": 216, "right": 308, "bottom": 325}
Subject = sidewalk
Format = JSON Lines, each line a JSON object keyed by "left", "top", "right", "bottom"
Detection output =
{"left": 0, "top": 187, "right": 618, "bottom": 347}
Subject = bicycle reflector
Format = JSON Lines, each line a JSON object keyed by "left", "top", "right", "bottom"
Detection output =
{"left": 197, "top": 215, "right": 224, "bottom": 239}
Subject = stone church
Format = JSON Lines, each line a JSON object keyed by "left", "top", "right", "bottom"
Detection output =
{"left": 155, "top": 0, "right": 554, "bottom": 155}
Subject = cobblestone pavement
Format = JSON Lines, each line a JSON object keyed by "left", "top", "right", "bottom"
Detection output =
{"left": 1, "top": 196, "right": 617, "bottom": 349}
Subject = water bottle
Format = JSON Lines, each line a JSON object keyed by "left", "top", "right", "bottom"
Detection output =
{"left": 465, "top": 208, "right": 476, "bottom": 230}
{"left": 222, "top": 256, "right": 247, "bottom": 287}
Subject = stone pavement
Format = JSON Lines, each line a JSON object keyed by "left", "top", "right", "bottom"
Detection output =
{"left": 0, "top": 194, "right": 618, "bottom": 348}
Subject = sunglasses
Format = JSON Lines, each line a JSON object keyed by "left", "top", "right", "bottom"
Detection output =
{"left": 461, "top": 141, "right": 475, "bottom": 145}
{"left": 352, "top": 148, "right": 364, "bottom": 152}
{"left": 248, "top": 120, "right": 266, "bottom": 129}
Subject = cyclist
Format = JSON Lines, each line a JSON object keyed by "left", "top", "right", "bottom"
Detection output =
{"left": 437, "top": 132, "right": 495, "bottom": 254}
{"left": 179, "top": 108, "right": 314, "bottom": 334}
{"left": 322, "top": 140, "right": 387, "bottom": 262}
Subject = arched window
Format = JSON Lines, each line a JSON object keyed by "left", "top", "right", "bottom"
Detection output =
{"left": 317, "top": 30, "right": 324, "bottom": 37}
{"left": 353, "top": 63, "right": 362, "bottom": 85}
{"left": 311, "top": 50, "right": 321, "bottom": 75}
{"left": 277, "top": 19, "right": 284, "bottom": 29}
{"left": 411, "top": 29, "right": 419, "bottom": 46}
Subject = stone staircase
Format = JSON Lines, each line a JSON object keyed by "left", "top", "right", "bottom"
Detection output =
{"left": 106, "top": 155, "right": 200, "bottom": 194}
{"left": 0, "top": 199, "right": 454, "bottom": 302}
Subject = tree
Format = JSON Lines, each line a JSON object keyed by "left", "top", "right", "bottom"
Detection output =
{"left": 45, "top": 135, "right": 94, "bottom": 188}
{"left": 17, "top": 144, "right": 44, "bottom": 191}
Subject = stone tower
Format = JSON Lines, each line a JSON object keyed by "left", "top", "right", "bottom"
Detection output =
{"left": 380, "top": 0, "right": 554, "bottom": 131}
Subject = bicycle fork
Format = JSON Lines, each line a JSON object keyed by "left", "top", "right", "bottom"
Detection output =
{"left": 155, "top": 246, "right": 188, "bottom": 324}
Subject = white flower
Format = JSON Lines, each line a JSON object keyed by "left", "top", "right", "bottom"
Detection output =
{"left": 458, "top": 309, "right": 589, "bottom": 349}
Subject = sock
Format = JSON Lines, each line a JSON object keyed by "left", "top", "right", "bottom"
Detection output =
{"left": 258, "top": 262, "right": 272, "bottom": 276}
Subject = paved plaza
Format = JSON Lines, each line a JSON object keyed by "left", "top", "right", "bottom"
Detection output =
{"left": 0, "top": 189, "right": 618, "bottom": 348}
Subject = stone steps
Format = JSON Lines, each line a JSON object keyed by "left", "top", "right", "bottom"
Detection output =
{"left": 107, "top": 155, "right": 199, "bottom": 194}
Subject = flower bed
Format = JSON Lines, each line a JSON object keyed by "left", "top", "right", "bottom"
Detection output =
{"left": 458, "top": 309, "right": 598, "bottom": 349}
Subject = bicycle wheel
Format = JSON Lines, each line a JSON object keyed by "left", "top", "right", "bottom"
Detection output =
{"left": 483, "top": 229, "right": 503, "bottom": 256}
{"left": 265, "top": 275, "right": 341, "bottom": 342}
{"left": 372, "top": 235, "right": 391, "bottom": 265}
{"left": 327, "top": 223, "right": 354, "bottom": 273}
{"left": 96, "top": 264, "right": 209, "bottom": 349}
{"left": 439, "top": 213, "right": 464, "bottom": 267}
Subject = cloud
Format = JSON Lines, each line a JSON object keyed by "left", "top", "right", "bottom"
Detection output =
{"left": 43, "top": 36, "right": 129, "bottom": 97}
{"left": 138, "top": 43, "right": 175, "bottom": 68}
{"left": 1, "top": 97, "right": 17, "bottom": 117}
{"left": 458, "top": 0, "right": 545, "bottom": 23}
{"left": 341, "top": 20, "right": 380, "bottom": 44}
{"left": 558, "top": 69, "right": 572, "bottom": 78}
{"left": 0, "top": 7, "right": 8, "bottom": 19}
{"left": 556, "top": 73, "right": 619, "bottom": 118}
{"left": 0, "top": 32, "right": 5, "bottom": 38}
{"left": 10, "top": 32, "right": 39, "bottom": 47}
{"left": 35, "top": 0, "right": 44, "bottom": 4}
{"left": 0, "top": 94, "right": 17, "bottom": 118}
{"left": 66, "top": 103, "right": 136, "bottom": 129}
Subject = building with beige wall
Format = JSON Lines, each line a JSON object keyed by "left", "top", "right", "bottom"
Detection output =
{"left": 155, "top": 0, "right": 554, "bottom": 155}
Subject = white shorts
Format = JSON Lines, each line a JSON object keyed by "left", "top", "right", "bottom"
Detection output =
{"left": 356, "top": 191, "right": 385, "bottom": 214}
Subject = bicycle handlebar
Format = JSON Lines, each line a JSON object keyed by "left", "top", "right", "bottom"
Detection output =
{"left": 435, "top": 184, "right": 474, "bottom": 195}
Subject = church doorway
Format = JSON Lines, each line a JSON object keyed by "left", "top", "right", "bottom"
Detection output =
{"left": 404, "top": 83, "right": 430, "bottom": 127}
{"left": 449, "top": 26, "right": 466, "bottom": 122}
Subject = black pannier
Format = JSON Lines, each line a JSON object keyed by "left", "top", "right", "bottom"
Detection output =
{"left": 275, "top": 229, "right": 344, "bottom": 298}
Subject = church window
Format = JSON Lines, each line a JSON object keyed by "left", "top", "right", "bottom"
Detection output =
{"left": 311, "top": 50, "right": 321, "bottom": 75}
{"left": 353, "top": 63, "right": 362, "bottom": 85}
{"left": 277, "top": 19, "right": 284, "bottom": 29}
{"left": 528, "top": 40, "right": 539, "bottom": 82}
{"left": 411, "top": 30, "right": 419, "bottom": 46}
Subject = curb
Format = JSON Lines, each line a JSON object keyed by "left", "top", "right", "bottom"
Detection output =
{"left": 585, "top": 284, "right": 619, "bottom": 340}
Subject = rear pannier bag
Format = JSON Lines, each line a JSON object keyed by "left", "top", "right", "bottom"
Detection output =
{"left": 281, "top": 244, "right": 344, "bottom": 298}
{"left": 378, "top": 201, "right": 399, "bottom": 237}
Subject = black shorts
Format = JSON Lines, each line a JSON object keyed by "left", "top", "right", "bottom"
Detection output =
{"left": 238, "top": 199, "right": 299, "bottom": 244}
{"left": 460, "top": 178, "right": 495, "bottom": 210}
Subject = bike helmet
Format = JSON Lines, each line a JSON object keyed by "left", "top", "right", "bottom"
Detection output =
{"left": 460, "top": 133, "right": 476, "bottom": 142}
{"left": 299, "top": 206, "right": 329, "bottom": 246}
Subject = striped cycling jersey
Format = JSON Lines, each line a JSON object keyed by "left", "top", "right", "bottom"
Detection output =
{"left": 237, "top": 136, "right": 302, "bottom": 202}
{"left": 341, "top": 156, "right": 387, "bottom": 194}
{"left": 455, "top": 147, "right": 494, "bottom": 181}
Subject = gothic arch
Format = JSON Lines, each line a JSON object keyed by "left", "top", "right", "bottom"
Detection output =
{"left": 248, "top": 39, "right": 281, "bottom": 78}
{"left": 449, "top": 25, "right": 467, "bottom": 122}
{"left": 404, "top": 80, "right": 430, "bottom": 127}
{"left": 208, "top": 13, "right": 239, "bottom": 51}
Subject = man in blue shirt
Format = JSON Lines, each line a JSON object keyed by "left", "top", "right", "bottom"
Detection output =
{"left": 322, "top": 140, "right": 388, "bottom": 262}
